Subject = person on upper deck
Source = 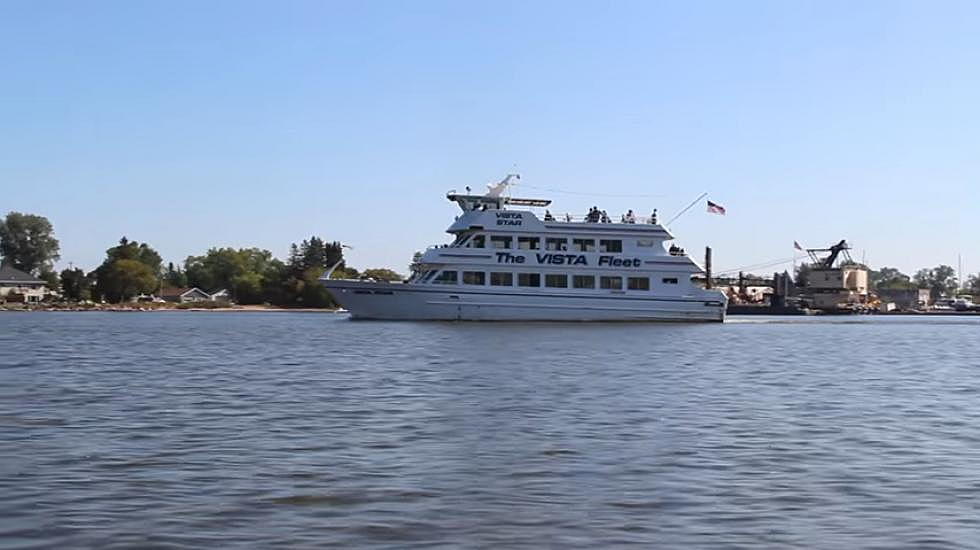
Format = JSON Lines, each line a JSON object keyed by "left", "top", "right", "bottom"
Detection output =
{"left": 649, "top": 209, "right": 658, "bottom": 224}
{"left": 626, "top": 210, "right": 636, "bottom": 224}
{"left": 544, "top": 210, "right": 555, "bottom": 221}
{"left": 601, "top": 210, "right": 611, "bottom": 223}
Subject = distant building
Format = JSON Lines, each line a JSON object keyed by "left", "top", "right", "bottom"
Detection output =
{"left": 877, "top": 288, "right": 931, "bottom": 310}
{"left": 209, "top": 289, "right": 232, "bottom": 302}
{"left": 160, "top": 287, "right": 211, "bottom": 303}
{"left": 807, "top": 266, "right": 869, "bottom": 311}
{"left": 0, "top": 265, "right": 47, "bottom": 303}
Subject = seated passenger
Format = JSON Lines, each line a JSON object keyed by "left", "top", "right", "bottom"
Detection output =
{"left": 601, "top": 210, "right": 610, "bottom": 223}
{"left": 544, "top": 210, "right": 555, "bottom": 221}
{"left": 649, "top": 209, "right": 658, "bottom": 224}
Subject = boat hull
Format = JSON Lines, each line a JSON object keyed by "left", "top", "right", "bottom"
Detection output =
{"left": 321, "top": 280, "right": 726, "bottom": 322}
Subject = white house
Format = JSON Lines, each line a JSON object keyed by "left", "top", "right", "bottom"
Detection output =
{"left": 209, "top": 289, "right": 232, "bottom": 302}
{"left": 0, "top": 265, "right": 48, "bottom": 303}
{"left": 160, "top": 287, "right": 211, "bottom": 303}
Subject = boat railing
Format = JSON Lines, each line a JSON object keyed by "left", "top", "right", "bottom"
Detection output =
{"left": 543, "top": 213, "right": 660, "bottom": 225}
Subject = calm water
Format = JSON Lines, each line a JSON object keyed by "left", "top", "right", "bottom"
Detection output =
{"left": 2, "top": 313, "right": 980, "bottom": 549}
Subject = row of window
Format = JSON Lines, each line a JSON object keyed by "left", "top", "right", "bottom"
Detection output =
{"left": 465, "top": 235, "right": 628, "bottom": 252}
{"left": 429, "top": 271, "right": 679, "bottom": 289}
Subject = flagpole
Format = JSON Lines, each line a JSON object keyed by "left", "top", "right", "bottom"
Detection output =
{"left": 665, "top": 192, "right": 708, "bottom": 227}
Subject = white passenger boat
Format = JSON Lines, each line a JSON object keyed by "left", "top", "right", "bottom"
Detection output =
{"left": 321, "top": 177, "right": 727, "bottom": 321}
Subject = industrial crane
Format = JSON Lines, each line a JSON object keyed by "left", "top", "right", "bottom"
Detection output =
{"left": 806, "top": 240, "right": 853, "bottom": 269}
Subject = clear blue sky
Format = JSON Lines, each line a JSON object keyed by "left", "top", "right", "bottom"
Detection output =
{"left": 2, "top": 1, "right": 978, "bottom": 277}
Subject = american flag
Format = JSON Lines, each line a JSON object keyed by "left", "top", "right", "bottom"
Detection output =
{"left": 706, "top": 200, "right": 726, "bottom": 215}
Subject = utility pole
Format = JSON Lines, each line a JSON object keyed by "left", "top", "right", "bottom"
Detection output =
{"left": 705, "top": 247, "right": 713, "bottom": 289}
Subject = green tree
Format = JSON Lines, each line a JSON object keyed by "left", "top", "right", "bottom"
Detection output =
{"left": 362, "top": 268, "right": 403, "bottom": 282}
{"left": 299, "top": 267, "right": 334, "bottom": 307}
{"left": 102, "top": 237, "right": 163, "bottom": 273}
{"left": 277, "top": 236, "right": 348, "bottom": 307}
{"left": 966, "top": 274, "right": 980, "bottom": 296}
{"left": 870, "top": 266, "right": 913, "bottom": 290}
{"left": 98, "top": 259, "right": 158, "bottom": 302}
{"left": 40, "top": 269, "right": 59, "bottom": 290}
{"left": 914, "top": 265, "right": 958, "bottom": 299}
{"left": 60, "top": 268, "right": 92, "bottom": 301}
{"left": 231, "top": 271, "right": 264, "bottom": 304}
{"left": 164, "top": 262, "right": 188, "bottom": 288}
{"left": 184, "top": 247, "right": 283, "bottom": 304}
{"left": 288, "top": 237, "right": 344, "bottom": 277}
{"left": 0, "top": 212, "right": 61, "bottom": 275}
{"left": 94, "top": 238, "right": 163, "bottom": 302}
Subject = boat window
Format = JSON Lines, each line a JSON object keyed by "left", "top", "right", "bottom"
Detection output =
{"left": 463, "top": 271, "right": 485, "bottom": 285}
{"left": 662, "top": 277, "right": 678, "bottom": 284}
{"left": 518, "top": 236, "right": 540, "bottom": 250}
{"left": 518, "top": 273, "right": 540, "bottom": 287}
{"left": 468, "top": 235, "right": 486, "bottom": 248}
{"left": 422, "top": 270, "right": 438, "bottom": 283}
{"left": 433, "top": 271, "right": 458, "bottom": 284}
{"left": 600, "top": 276, "right": 622, "bottom": 290}
{"left": 545, "top": 238, "right": 568, "bottom": 251}
{"left": 490, "top": 272, "right": 513, "bottom": 286}
{"left": 545, "top": 274, "right": 568, "bottom": 288}
{"left": 628, "top": 277, "right": 650, "bottom": 290}
{"left": 636, "top": 239, "right": 655, "bottom": 247}
{"left": 599, "top": 239, "right": 622, "bottom": 253}
{"left": 490, "top": 236, "right": 512, "bottom": 249}
{"left": 573, "top": 275, "right": 595, "bottom": 289}
{"left": 454, "top": 234, "right": 472, "bottom": 247}
{"left": 572, "top": 238, "right": 595, "bottom": 252}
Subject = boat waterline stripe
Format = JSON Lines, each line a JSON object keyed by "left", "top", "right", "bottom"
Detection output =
{"left": 324, "top": 284, "right": 722, "bottom": 304}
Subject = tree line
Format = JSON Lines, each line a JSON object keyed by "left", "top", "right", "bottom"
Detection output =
{"left": 4, "top": 210, "right": 978, "bottom": 304}
{"left": 1, "top": 212, "right": 402, "bottom": 307}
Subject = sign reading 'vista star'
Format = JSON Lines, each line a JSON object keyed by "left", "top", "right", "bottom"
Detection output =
{"left": 495, "top": 252, "right": 642, "bottom": 268}
{"left": 495, "top": 212, "right": 523, "bottom": 226}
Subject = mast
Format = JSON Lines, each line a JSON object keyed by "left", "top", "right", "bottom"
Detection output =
{"left": 959, "top": 253, "right": 963, "bottom": 292}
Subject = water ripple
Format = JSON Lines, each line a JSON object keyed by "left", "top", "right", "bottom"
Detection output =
{"left": 2, "top": 312, "right": 980, "bottom": 548}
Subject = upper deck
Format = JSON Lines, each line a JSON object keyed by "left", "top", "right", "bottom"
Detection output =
{"left": 446, "top": 193, "right": 673, "bottom": 240}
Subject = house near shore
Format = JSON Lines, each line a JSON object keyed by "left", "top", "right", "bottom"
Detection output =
{"left": 160, "top": 287, "right": 211, "bottom": 303}
{"left": 0, "top": 265, "right": 48, "bottom": 303}
{"left": 209, "top": 289, "right": 231, "bottom": 302}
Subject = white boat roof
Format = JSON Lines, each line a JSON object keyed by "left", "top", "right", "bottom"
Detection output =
{"left": 446, "top": 192, "right": 551, "bottom": 208}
